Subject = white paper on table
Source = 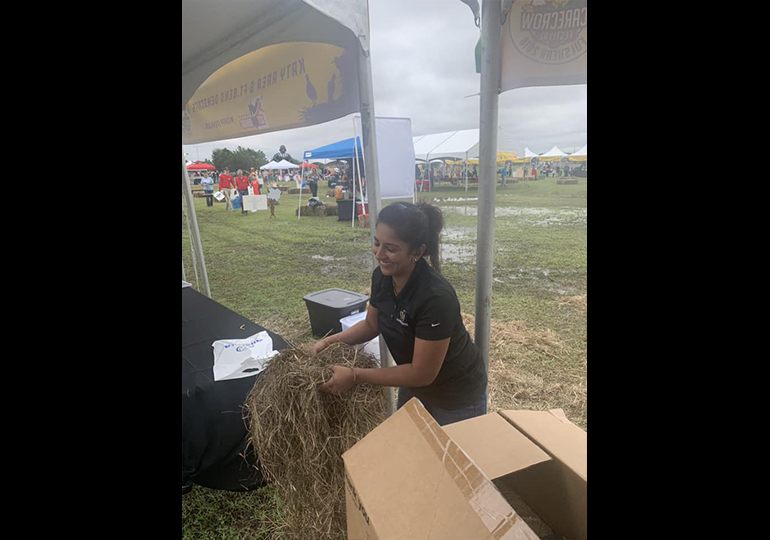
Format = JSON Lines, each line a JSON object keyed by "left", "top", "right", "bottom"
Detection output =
{"left": 212, "top": 330, "right": 279, "bottom": 381}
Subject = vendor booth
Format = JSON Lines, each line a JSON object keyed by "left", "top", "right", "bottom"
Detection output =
{"left": 303, "top": 116, "right": 415, "bottom": 225}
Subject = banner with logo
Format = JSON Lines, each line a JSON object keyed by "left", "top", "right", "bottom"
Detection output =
{"left": 500, "top": 0, "right": 587, "bottom": 92}
{"left": 183, "top": 41, "right": 360, "bottom": 144}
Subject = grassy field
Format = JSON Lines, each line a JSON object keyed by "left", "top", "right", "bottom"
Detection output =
{"left": 182, "top": 177, "right": 587, "bottom": 538}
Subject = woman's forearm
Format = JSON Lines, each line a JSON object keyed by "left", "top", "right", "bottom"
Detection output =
{"left": 354, "top": 363, "right": 434, "bottom": 388}
{"left": 322, "top": 319, "right": 378, "bottom": 347}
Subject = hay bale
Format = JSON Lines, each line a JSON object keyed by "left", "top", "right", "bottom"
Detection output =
{"left": 296, "top": 205, "right": 328, "bottom": 217}
{"left": 245, "top": 345, "right": 386, "bottom": 539}
{"left": 325, "top": 205, "right": 338, "bottom": 217}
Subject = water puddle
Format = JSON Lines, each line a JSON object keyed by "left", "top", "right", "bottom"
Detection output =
{"left": 442, "top": 206, "right": 587, "bottom": 226}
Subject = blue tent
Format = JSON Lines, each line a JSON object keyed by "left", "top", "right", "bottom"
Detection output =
{"left": 303, "top": 136, "right": 363, "bottom": 160}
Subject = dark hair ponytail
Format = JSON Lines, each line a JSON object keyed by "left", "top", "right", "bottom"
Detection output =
{"left": 377, "top": 201, "right": 444, "bottom": 273}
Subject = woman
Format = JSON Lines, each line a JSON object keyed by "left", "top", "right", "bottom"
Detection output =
{"left": 313, "top": 202, "right": 487, "bottom": 425}
{"left": 234, "top": 169, "right": 249, "bottom": 214}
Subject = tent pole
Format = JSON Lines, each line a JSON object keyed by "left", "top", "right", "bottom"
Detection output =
{"left": 464, "top": 153, "right": 469, "bottom": 216}
{"left": 352, "top": 118, "right": 366, "bottom": 227}
{"left": 185, "top": 204, "right": 200, "bottom": 287}
{"left": 182, "top": 153, "right": 211, "bottom": 298}
{"left": 351, "top": 119, "right": 358, "bottom": 228}
{"left": 356, "top": 17, "right": 394, "bottom": 416}
{"left": 352, "top": 157, "right": 356, "bottom": 228}
{"left": 475, "top": 0, "right": 502, "bottom": 372}
{"left": 298, "top": 161, "right": 305, "bottom": 220}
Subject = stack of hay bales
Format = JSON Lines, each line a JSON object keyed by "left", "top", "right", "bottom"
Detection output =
{"left": 245, "top": 344, "right": 386, "bottom": 539}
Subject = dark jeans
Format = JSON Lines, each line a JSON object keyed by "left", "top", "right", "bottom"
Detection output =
{"left": 397, "top": 387, "right": 487, "bottom": 426}
{"left": 238, "top": 189, "right": 249, "bottom": 213}
{"left": 309, "top": 181, "right": 318, "bottom": 197}
{"left": 204, "top": 192, "right": 213, "bottom": 206}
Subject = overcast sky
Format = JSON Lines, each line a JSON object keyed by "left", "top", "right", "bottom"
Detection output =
{"left": 183, "top": 0, "right": 586, "bottom": 162}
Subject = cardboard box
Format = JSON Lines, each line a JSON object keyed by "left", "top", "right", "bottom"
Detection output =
{"left": 444, "top": 409, "right": 587, "bottom": 540}
{"left": 343, "top": 398, "right": 586, "bottom": 540}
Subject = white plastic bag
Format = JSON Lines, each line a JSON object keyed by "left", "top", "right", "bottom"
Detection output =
{"left": 212, "top": 331, "right": 279, "bottom": 381}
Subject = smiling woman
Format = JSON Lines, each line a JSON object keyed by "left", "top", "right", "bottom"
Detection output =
{"left": 311, "top": 201, "right": 488, "bottom": 426}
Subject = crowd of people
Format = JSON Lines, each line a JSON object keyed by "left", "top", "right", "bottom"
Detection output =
{"left": 414, "top": 160, "right": 587, "bottom": 189}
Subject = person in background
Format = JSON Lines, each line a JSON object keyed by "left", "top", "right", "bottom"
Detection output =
{"left": 307, "top": 173, "right": 318, "bottom": 197}
{"left": 499, "top": 165, "right": 508, "bottom": 187}
{"left": 254, "top": 170, "right": 267, "bottom": 193}
{"left": 218, "top": 168, "right": 234, "bottom": 210}
{"left": 200, "top": 172, "right": 214, "bottom": 207}
{"left": 312, "top": 202, "right": 487, "bottom": 426}
{"left": 234, "top": 169, "right": 249, "bottom": 214}
{"left": 249, "top": 171, "right": 261, "bottom": 196}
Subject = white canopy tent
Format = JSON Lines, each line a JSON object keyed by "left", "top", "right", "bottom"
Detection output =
{"left": 523, "top": 147, "right": 539, "bottom": 158}
{"left": 274, "top": 159, "right": 299, "bottom": 169}
{"left": 182, "top": 0, "right": 370, "bottom": 298}
{"left": 182, "top": 1, "right": 395, "bottom": 411}
{"left": 572, "top": 144, "right": 587, "bottom": 156}
{"left": 182, "top": 0, "right": 368, "bottom": 109}
{"left": 413, "top": 129, "right": 479, "bottom": 161}
{"left": 540, "top": 145, "right": 568, "bottom": 157}
{"left": 259, "top": 161, "right": 282, "bottom": 170}
{"left": 412, "top": 128, "right": 479, "bottom": 191}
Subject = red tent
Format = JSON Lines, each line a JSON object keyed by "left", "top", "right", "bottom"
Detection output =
{"left": 186, "top": 162, "right": 216, "bottom": 171}
{"left": 299, "top": 162, "right": 318, "bottom": 169}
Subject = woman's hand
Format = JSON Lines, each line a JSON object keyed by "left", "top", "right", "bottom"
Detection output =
{"left": 320, "top": 365, "right": 356, "bottom": 394}
{"left": 310, "top": 338, "right": 330, "bottom": 356}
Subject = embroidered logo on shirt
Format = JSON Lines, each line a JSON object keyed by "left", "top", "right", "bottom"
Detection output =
{"left": 396, "top": 309, "right": 408, "bottom": 326}
{"left": 431, "top": 322, "right": 440, "bottom": 327}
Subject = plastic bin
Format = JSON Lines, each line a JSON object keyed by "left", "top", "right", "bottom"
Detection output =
{"left": 303, "top": 288, "right": 369, "bottom": 337}
{"left": 340, "top": 311, "right": 381, "bottom": 364}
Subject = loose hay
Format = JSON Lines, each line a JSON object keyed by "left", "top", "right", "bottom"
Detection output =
{"left": 462, "top": 312, "right": 587, "bottom": 429}
{"left": 245, "top": 344, "right": 386, "bottom": 539}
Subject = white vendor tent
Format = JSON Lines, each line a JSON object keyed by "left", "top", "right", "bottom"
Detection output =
{"left": 412, "top": 128, "right": 479, "bottom": 191}
{"left": 539, "top": 145, "right": 568, "bottom": 162}
{"left": 568, "top": 144, "right": 587, "bottom": 162}
{"left": 413, "top": 129, "right": 479, "bottom": 161}
{"left": 274, "top": 159, "right": 299, "bottom": 169}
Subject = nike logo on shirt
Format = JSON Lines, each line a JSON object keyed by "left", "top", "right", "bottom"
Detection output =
{"left": 431, "top": 322, "right": 440, "bottom": 327}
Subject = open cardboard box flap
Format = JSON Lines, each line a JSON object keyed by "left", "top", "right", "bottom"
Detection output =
{"left": 343, "top": 398, "right": 540, "bottom": 540}
{"left": 444, "top": 408, "right": 587, "bottom": 540}
{"left": 445, "top": 409, "right": 586, "bottom": 482}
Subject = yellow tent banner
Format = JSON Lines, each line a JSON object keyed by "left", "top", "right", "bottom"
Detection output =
{"left": 466, "top": 151, "right": 519, "bottom": 165}
{"left": 183, "top": 42, "right": 359, "bottom": 144}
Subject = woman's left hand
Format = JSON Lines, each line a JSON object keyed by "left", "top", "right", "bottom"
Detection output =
{"left": 320, "top": 365, "right": 356, "bottom": 394}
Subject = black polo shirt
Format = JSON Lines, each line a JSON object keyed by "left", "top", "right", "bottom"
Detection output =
{"left": 370, "top": 259, "right": 487, "bottom": 409}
